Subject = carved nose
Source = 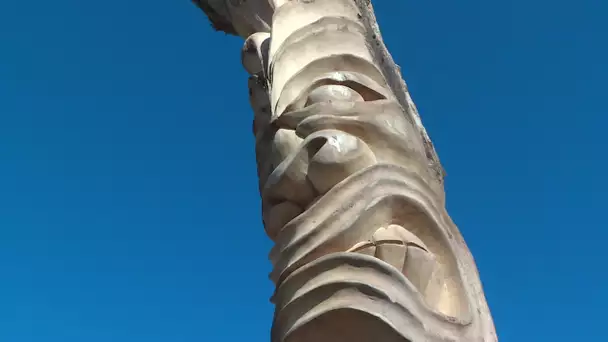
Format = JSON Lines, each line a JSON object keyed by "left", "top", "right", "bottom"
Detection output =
{"left": 306, "top": 130, "right": 376, "bottom": 194}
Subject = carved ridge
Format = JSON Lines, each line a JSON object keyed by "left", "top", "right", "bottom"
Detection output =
{"left": 272, "top": 253, "right": 474, "bottom": 342}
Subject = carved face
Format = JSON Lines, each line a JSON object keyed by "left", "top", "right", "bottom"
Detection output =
{"left": 197, "top": 0, "right": 496, "bottom": 341}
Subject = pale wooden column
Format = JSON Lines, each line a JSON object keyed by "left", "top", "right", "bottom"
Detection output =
{"left": 194, "top": 1, "right": 497, "bottom": 341}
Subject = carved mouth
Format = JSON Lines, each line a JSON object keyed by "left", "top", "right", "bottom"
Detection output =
{"left": 266, "top": 162, "right": 472, "bottom": 322}
{"left": 347, "top": 224, "right": 446, "bottom": 312}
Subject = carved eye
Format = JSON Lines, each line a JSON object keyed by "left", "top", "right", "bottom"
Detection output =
{"left": 305, "top": 84, "right": 364, "bottom": 106}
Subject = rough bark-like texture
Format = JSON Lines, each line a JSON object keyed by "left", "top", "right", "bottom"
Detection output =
{"left": 194, "top": 1, "right": 497, "bottom": 341}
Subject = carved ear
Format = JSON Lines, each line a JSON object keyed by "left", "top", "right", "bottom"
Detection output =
{"left": 242, "top": 32, "right": 271, "bottom": 78}
{"left": 244, "top": 33, "right": 273, "bottom": 139}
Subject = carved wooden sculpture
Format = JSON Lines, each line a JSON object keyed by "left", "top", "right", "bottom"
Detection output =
{"left": 194, "top": 1, "right": 497, "bottom": 341}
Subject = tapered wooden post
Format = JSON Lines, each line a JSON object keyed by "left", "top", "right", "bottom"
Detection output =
{"left": 194, "top": 1, "right": 497, "bottom": 341}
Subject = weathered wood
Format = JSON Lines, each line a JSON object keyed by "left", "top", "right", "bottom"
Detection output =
{"left": 194, "top": 1, "right": 497, "bottom": 341}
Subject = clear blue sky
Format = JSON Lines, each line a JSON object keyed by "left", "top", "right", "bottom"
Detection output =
{"left": 1, "top": 1, "right": 605, "bottom": 341}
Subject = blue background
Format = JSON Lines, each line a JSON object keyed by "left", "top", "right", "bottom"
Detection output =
{"left": 1, "top": 1, "right": 606, "bottom": 341}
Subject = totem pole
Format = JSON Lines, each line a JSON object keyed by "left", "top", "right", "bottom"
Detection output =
{"left": 194, "top": 1, "right": 497, "bottom": 341}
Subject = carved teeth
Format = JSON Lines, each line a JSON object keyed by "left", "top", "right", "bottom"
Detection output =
{"left": 370, "top": 226, "right": 406, "bottom": 271}
{"left": 346, "top": 241, "right": 376, "bottom": 257}
{"left": 371, "top": 225, "right": 428, "bottom": 250}
{"left": 386, "top": 224, "right": 428, "bottom": 251}
{"left": 371, "top": 226, "right": 402, "bottom": 244}
{"left": 347, "top": 225, "right": 444, "bottom": 309}
{"left": 403, "top": 246, "right": 440, "bottom": 300}
{"left": 422, "top": 262, "right": 445, "bottom": 310}
{"left": 375, "top": 241, "right": 407, "bottom": 272}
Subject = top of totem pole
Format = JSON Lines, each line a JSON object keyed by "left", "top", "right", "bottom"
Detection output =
{"left": 192, "top": 0, "right": 237, "bottom": 35}
{"left": 193, "top": 0, "right": 447, "bottom": 184}
{"left": 192, "top": 0, "right": 274, "bottom": 37}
